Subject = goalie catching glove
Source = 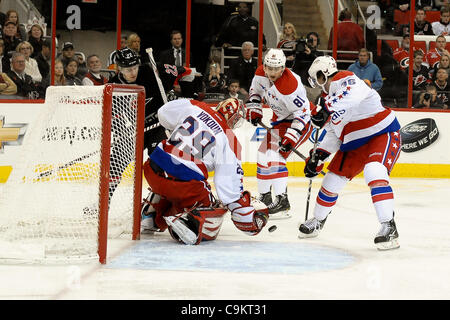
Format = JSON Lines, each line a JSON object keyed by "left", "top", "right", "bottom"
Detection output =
{"left": 304, "top": 148, "right": 330, "bottom": 178}
{"left": 227, "top": 191, "right": 269, "bottom": 236}
{"left": 245, "top": 102, "right": 263, "bottom": 126}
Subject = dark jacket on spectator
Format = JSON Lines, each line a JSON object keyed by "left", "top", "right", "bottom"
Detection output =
{"left": 227, "top": 56, "right": 257, "bottom": 92}
{"left": 34, "top": 52, "right": 49, "bottom": 80}
{"left": 7, "top": 69, "right": 45, "bottom": 99}
{"left": 1, "top": 55, "right": 10, "bottom": 74}
{"left": 215, "top": 14, "right": 266, "bottom": 47}
{"left": 3, "top": 35, "right": 21, "bottom": 58}
{"left": 65, "top": 73, "right": 83, "bottom": 86}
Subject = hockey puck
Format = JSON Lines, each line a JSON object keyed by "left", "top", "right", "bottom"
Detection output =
{"left": 268, "top": 225, "right": 277, "bottom": 232}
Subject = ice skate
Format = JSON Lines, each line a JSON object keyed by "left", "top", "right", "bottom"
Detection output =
{"left": 298, "top": 217, "right": 327, "bottom": 238}
{"left": 267, "top": 193, "right": 291, "bottom": 220}
{"left": 257, "top": 191, "right": 272, "bottom": 207}
{"left": 140, "top": 191, "right": 160, "bottom": 233}
{"left": 374, "top": 219, "right": 400, "bottom": 251}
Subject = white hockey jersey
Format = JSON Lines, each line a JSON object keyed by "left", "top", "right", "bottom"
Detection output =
{"left": 248, "top": 65, "right": 311, "bottom": 130}
{"left": 319, "top": 71, "right": 401, "bottom": 153}
{"left": 150, "top": 99, "right": 244, "bottom": 205}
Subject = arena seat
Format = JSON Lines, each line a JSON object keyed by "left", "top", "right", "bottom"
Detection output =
{"left": 425, "top": 10, "right": 441, "bottom": 23}
{"left": 414, "top": 41, "right": 427, "bottom": 54}
{"left": 394, "top": 9, "right": 410, "bottom": 26}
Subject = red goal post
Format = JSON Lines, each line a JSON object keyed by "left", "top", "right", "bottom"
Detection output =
{"left": 0, "top": 84, "right": 146, "bottom": 264}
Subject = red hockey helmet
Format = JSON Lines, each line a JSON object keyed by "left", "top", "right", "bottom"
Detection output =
{"left": 215, "top": 98, "right": 245, "bottom": 129}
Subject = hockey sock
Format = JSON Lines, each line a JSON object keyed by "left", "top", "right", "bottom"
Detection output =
{"left": 370, "top": 185, "right": 394, "bottom": 223}
{"left": 314, "top": 187, "right": 338, "bottom": 221}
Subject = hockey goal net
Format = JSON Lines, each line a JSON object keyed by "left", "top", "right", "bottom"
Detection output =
{"left": 0, "top": 84, "right": 145, "bottom": 264}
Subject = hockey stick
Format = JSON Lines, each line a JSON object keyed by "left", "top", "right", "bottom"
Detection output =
{"left": 305, "top": 128, "right": 320, "bottom": 220}
{"left": 145, "top": 48, "right": 168, "bottom": 104}
{"left": 257, "top": 121, "right": 326, "bottom": 176}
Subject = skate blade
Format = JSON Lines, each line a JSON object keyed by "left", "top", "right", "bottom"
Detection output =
{"left": 298, "top": 231, "right": 319, "bottom": 239}
{"left": 375, "top": 238, "right": 400, "bottom": 251}
{"left": 269, "top": 211, "right": 292, "bottom": 220}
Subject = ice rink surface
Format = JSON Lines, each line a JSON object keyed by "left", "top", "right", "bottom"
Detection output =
{"left": 1, "top": 177, "right": 449, "bottom": 300}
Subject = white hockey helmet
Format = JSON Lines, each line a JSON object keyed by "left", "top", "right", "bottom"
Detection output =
{"left": 308, "top": 55, "right": 338, "bottom": 92}
{"left": 263, "top": 48, "right": 286, "bottom": 68}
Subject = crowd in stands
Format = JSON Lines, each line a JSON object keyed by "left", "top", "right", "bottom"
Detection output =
{"left": 0, "top": 0, "right": 449, "bottom": 110}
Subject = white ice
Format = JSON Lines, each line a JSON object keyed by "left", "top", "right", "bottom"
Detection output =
{"left": 0, "top": 177, "right": 449, "bottom": 300}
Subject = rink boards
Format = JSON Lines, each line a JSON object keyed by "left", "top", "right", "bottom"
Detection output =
{"left": 1, "top": 101, "right": 450, "bottom": 183}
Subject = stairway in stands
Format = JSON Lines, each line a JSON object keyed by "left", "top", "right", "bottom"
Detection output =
{"left": 281, "top": 0, "right": 329, "bottom": 49}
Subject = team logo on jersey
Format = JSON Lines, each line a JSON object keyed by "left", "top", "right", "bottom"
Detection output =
{"left": 331, "top": 109, "right": 345, "bottom": 125}
{"left": 400, "top": 57, "right": 409, "bottom": 69}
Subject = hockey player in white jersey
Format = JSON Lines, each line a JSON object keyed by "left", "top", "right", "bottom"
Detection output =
{"left": 140, "top": 98, "right": 269, "bottom": 245}
{"left": 245, "top": 48, "right": 313, "bottom": 219}
{"left": 298, "top": 56, "right": 402, "bottom": 250}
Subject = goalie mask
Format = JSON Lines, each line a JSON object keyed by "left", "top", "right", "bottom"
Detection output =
{"left": 308, "top": 55, "right": 338, "bottom": 93}
{"left": 216, "top": 98, "right": 245, "bottom": 129}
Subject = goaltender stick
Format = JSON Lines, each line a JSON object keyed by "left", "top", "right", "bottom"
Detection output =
{"left": 299, "top": 56, "right": 402, "bottom": 250}
{"left": 140, "top": 98, "right": 269, "bottom": 245}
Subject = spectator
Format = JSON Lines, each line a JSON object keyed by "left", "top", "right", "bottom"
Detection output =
{"left": 426, "top": 35, "right": 450, "bottom": 69}
{"left": 413, "top": 85, "right": 448, "bottom": 109}
{"left": 27, "top": 23, "right": 45, "bottom": 58}
{"left": 59, "top": 42, "right": 76, "bottom": 67}
{"left": 430, "top": 53, "right": 450, "bottom": 80}
{"left": 293, "top": 31, "right": 324, "bottom": 87}
{"left": 417, "top": 0, "right": 436, "bottom": 11}
{"left": 277, "top": 22, "right": 298, "bottom": 69}
{"left": 2, "top": 21, "right": 21, "bottom": 57}
{"left": 159, "top": 30, "right": 186, "bottom": 67}
{"left": 107, "top": 34, "right": 127, "bottom": 70}
{"left": 406, "top": 50, "right": 430, "bottom": 91}
{"left": 5, "top": 10, "right": 27, "bottom": 41}
{"left": 64, "top": 58, "right": 82, "bottom": 85}
{"left": 0, "top": 39, "right": 10, "bottom": 74}
{"left": 227, "top": 41, "right": 257, "bottom": 99}
{"left": 74, "top": 52, "right": 88, "bottom": 78}
{"left": 34, "top": 38, "right": 51, "bottom": 81}
{"left": 82, "top": 54, "right": 108, "bottom": 86}
{"left": 53, "top": 60, "right": 66, "bottom": 86}
{"left": 127, "top": 33, "right": 149, "bottom": 65}
{"left": 432, "top": 67, "right": 450, "bottom": 103}
{"left": 347, "top": 48, "right": 383, "bottom": 90}
{"left": 0, "top": 71, "right": 17, "bottom": 96}
{"left": 7, "top": 52, "right": 44, "bottom": 99}
{"left": 215, "top": 2, "right": 266, "bottom": 49}
{"left": 327, "top": 8, "right": 364, "bottom": 62}
{"left": 414, "top": 8, "right": 434, "bottom": 35}
{"left": 16, "top": 41, "right": 42, "bottom": 83}
{"left": 393, "top": 34, "right": 415, "bottom": 70}
{"left": 203, "top": 53, "right": 227, "bottom": 94}
{"left": 0, "top": 1, "right": 5, "bottom": 28}
{"left": 224, "top": 78, "right": 246, "bottom": 100}
{"left": 432, "top": 6, "right": 450, "bottom": 36}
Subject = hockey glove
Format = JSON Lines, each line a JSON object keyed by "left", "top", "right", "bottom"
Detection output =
{"left": 311, "top": 98, "right": 331, "bottom": 129}
{"left": 245, "top": 102, "right": 263, "bottom": 126}
{"left": 304, "top": 149, "right": 330, "bottom": 178}
{"left": 279, "top": 127, "right": 302, "bottom": 154}
{"left": 227, "top": 191, "right": 269, "bottom": 236}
